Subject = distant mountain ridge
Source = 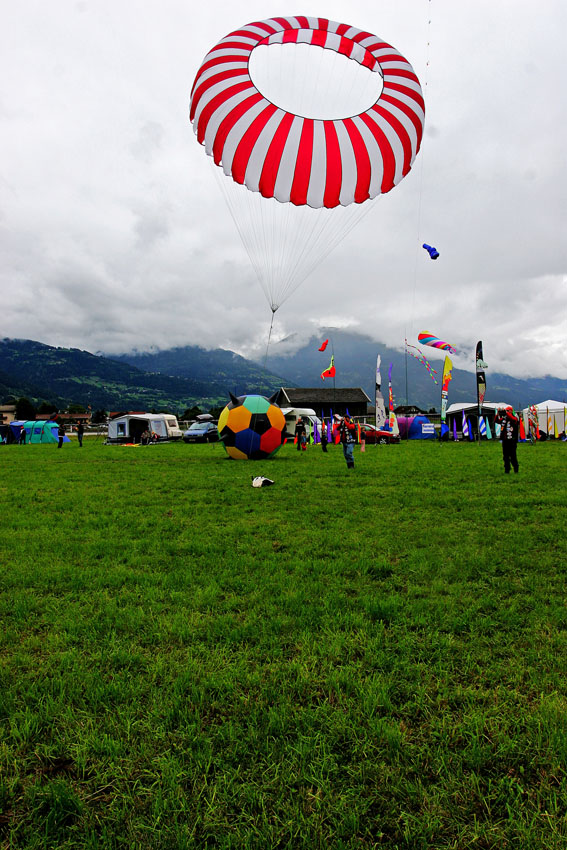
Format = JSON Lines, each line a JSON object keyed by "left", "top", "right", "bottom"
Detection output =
{"left": 117, "top": 332, "right": 567, "bottom": 411}
{"left": 1, "top": 335, "right": 565, "bottom": 413}
{"left": 0, "top": 339, "right": 287, "bottom": 412}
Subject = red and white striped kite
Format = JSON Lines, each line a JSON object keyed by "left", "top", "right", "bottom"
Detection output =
{"left": 190, "top": 15, "right": 424, "bottom": 210}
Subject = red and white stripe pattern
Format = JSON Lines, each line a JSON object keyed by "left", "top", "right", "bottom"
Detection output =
{"left": 190, "top": 16, "right": 424, "bottom": 209}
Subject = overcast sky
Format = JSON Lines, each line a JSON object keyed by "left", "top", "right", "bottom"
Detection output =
{"left": 2, "top": 1, "right": 566, "bottom": 378}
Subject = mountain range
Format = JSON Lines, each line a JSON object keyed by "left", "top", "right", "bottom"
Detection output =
{"left": 1, "top": 334, "right": 565, "bottom": 415}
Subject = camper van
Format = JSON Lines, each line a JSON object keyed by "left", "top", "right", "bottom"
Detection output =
{"left": 107, "top": 413, "right": 183, "bottom": 444}
{"left": 280, "top": 408, "right": 322, "bottom": 439}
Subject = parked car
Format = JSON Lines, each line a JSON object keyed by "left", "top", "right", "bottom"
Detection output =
{"left": 183, "top": 421, "right": 219, "bottom": 443}
{"left": 358, "top": 423, "right": 400, "bottom": 444}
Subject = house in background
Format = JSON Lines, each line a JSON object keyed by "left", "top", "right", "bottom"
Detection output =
{"left": 0, "top": 403, "right": 17, "bottom": 424}
{"left": 274, "top": 387, "right": 371, "bottom": 419}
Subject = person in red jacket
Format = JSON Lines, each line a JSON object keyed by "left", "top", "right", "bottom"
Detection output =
{"left": 495, "top": 406, "right": 519, "bottom": 474}
{"left": 338, "top": 415, "right": 357, "bottom": 470}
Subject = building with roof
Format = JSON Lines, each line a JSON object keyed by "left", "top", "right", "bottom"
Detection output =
{"left": 274, "top": 387, "right": 371, "bottom": 419}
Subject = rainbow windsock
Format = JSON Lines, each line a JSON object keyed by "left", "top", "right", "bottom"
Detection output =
{"left": 417, "top": 332, "right": 457, "bottom": 355}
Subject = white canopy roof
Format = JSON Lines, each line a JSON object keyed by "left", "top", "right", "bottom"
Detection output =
{"left": 445, "top": 402, "right": 510, "bottom": 415}
{"left": 522, "top": 399, "right": 565, "bottom": 412}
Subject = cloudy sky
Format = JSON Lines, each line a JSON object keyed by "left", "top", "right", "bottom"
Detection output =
{"left": 2, "top": 1, "right": 566, "bottom": 378}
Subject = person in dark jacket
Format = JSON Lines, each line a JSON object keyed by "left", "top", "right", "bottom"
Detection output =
{"left": 57, "top": 422, "right": 66, "bottom": 449}
{"left": 495, "top": 406, "right": 519, "bottom": 473}
{"left": 76, "top": 422, "right": 84, "bottom": 447}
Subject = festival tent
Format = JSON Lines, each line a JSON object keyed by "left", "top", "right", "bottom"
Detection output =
{"left": 522, "top": 400, "right": 566, "bottom": 437}
{"left": 9, "top": 420, "right": 70, "bottom": 444}
{"left": 396, "top": 415, "right": 436, "bottom": 440}
{"left": 445, "top": 402, "right": 510, "bottom": 438}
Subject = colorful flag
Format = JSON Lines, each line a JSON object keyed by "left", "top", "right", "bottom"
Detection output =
{"left": 441, "top": 355, "right": 453, "bottom": 422}
{"left": 554, "top": 416, "right": 559, "bottom": 439}
{"left": 388, "top": 363, "right": 395, "bottom": 430}
{"left": 375, "top": 354, "right": 387, "bottom": 430}
{"left": 485, "top": 418, "right": 492, "bottom": 440}
{"left": 462, "top": 409, "right": 469, "bottom": 438}
{"left": 479, "top": 416, "right": 487, "bottom": 438}
{"left": 476, "top": 341, "right": 487, "bottom": 413}
{"left": 528, "top": 405, "right": 540, "bottom": 439}
{"left": 453, "top": 419, "right": 458, "bottom": 441}
{"left": 321, "top": 355, "right": 335, "bottom": 380}
{"left": 417, "top": 331, "right": 456, "bottom": 353}
{"left": 318, "top": 339, "right": 329, "bottom": 351}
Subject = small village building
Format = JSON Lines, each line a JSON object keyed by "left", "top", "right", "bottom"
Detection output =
{"left": 274, "top": 387, "right": 370, "bottom": 419}
{"left": 0, "top": 403, "right": 17, "bottom": 424}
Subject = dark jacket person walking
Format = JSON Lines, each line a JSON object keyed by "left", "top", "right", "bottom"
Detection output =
{"left": 495, "top": 406, "right": 519, "bottom": 473}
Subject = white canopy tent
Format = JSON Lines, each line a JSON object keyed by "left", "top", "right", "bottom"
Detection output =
{"left": 522, "top": 400, "right": 566, "bottom": 437}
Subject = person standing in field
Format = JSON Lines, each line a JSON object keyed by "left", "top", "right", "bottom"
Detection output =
{"left": 339, "top": 414, "right": 356, "bottom": 470}
{"left": 19, "top": 425, "right": 26, "bottom": 445}
{"left": 294, "top": 417, "right": 306, "bottom": 452}
{"left": 57, "top": 422, "right": 66, "bottom": 449}
{"left": 320, "top": 420, "right": 328, "bottom": 453}
{"left": 76, "top": 421, "right": 84, "bottom": 447}
{"left": 495, "top": 405, "right": 519, "bottom": 474}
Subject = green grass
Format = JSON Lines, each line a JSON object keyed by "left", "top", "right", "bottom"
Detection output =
{"left": 1, "top": 438, "right": 566, "bottom": 849}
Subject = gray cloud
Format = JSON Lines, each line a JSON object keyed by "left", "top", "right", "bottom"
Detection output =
{"left": 1, "top": 0, "right": 566, "bottom": 380}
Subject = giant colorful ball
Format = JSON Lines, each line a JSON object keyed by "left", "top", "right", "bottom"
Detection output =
{"left": 217, "top": 394, "right": 286, "bottom": 460}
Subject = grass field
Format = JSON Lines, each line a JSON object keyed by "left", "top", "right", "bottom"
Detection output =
{"left": 1, "top": 437, "right": 566, "bottom": 849}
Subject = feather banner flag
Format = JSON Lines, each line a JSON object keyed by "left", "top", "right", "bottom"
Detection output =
{"left": 485, "top": 418, "right": 492, "bottom": 440}
{"left": 388, "top": 363, "right": 395, "bottom": 430}
{"left": 479, "top": 416, "right": 487, "bottom": 438}
{"left": 476, "top": 341, "right": 487, "bottom": 407}
{"left": 462, "top": 409, "right": 470, "bottom": 438}
{"left": 375, "top": 354, "right": 387, "bottom": 430}
{"left": 321, "top": 355, "right": 335, "bottom": 380}
{"left": 441, "top": 356, "right": 453, "bottom": 422}
{"left": 318, "top": 339, "right": 329, "bottom": 351}
{"left": 453, "top": 419, "right": 458, "bottom": 441}
{"left": 417, "top": 332, "right": 457, "bottom": 354}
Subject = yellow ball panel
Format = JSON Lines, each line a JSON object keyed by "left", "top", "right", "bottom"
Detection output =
{"left": 267, "top": 405, "right": 285, "bottom": 429}
{"left": 227, "top": 405, "right": 252, "bottom": 432}
{"left": 225, "top": 445, "right": 248, "bottom": 460}
{"left": 218, "top": 406, "right": 230, "bottom": 431}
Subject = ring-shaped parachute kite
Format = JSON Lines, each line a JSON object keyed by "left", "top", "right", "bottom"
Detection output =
{"left": 190, "top": 15, "right": 425, "bottom": 315}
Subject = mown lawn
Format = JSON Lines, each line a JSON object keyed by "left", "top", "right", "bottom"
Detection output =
{"left": 1, "top": 438, "right": 566, "bottom": 849}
